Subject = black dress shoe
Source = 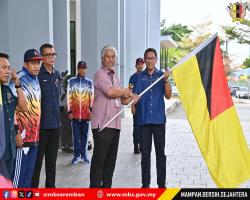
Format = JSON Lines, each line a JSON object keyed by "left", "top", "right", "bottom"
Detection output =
{"left": 141, "top": 185, "right": 150, "bottom": 188}
{"left": 134, "top": 145, "right": 141, "bottom": 154}
{"left": 134, "top": 148, "right": 140, "bottom": 154}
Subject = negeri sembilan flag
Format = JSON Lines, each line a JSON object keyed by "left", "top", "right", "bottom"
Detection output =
{"left": 172, "top": 33, "right": 250, "bottom": 188}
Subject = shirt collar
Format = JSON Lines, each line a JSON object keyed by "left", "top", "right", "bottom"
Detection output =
{"left": 40, "top": 64, "right": 55, "bottom": 74}
{"left": 101, "top": 66, "right": 115, "bottom": 75}
{"left": 77, "top": 75, "right": 85, "bottom": 79}
{"left": 22, "top": 67, "right": 37, "bottom": 80}
{"left": 142, "top": 67, "right": 160, "bottom": 76}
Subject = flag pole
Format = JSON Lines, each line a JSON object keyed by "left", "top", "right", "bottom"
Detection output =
{"left": 98, "top": 74, "right": 165, "bottom": 132}
{"left": 99, "top": 33, "right": 218, "bottom": 132}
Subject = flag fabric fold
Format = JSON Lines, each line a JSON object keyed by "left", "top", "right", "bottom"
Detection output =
{"left": 172, "top": 34, "right": 250, "bottom": 188}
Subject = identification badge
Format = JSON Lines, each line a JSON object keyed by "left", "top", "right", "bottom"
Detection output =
{"left": 115, "top": 99, "right": 120, "bottom": 108}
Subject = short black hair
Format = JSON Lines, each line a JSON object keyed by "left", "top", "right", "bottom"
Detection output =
{"left": 40, "top": 43, "right": 54, "bottom": 54}
{"left": 0, "top": 53, "right": 9, "bottom": 60}
{"left": 144, "top": 48, "right": 157, "bottom": 58}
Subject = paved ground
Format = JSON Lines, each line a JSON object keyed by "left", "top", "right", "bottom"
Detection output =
{"left": 38, "top": 98, "right": 250, "bottom": 188}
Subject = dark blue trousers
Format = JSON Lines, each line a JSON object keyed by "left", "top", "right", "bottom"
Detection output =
{"left": 12, "top": 146, "right": 38, "bottom": 188}
{"left": 140, "top": 124, "right": 166, "bottom": 188}
{"left": 133, "top": 115, "right": 140, "bottom": 148}
{"left": 72, "top": 120, "right": 89, "bottom": 158}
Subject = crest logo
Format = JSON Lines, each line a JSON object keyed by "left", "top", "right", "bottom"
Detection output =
{"left": 228, "top": 2, "right": 248, "bottom": 22}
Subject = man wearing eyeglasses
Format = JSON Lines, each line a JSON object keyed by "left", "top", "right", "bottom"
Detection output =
{"left": 133, "top": 48, "right": 172, "bottom": 188}
{"left": 31, "top": 44, "right": 61, "bottom": 188}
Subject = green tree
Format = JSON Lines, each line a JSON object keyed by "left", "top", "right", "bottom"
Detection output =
{"left": 160, "top": 20, "right": 193, "bottom": 68}
{"left": 160, "top": 20, "right": 192, "bottom": 42}
{"left": 243, "top": 57, "right": 250, "bottom": 68}
{"left": 223, "top": 19, "right": 250, "bottom": 45}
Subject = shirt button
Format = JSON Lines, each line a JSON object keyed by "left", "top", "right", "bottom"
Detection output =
{"left": 150, "top": 96, "right": 152, "bottom": 98}
{"left": 150, "top": 111, "right": 152, "bottom": 113}
{"left": 150, "top": 104, "right": 152, "bottom": 106}
{"left": 9, "top": 118, "right": 11, "bottom": 121}
{"left": 150, "top": 90, "right": 152, "bottom": 92}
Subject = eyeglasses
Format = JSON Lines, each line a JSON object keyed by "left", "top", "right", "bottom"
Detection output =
{"left": 144, "top": 57, "right": 157, "bottom": 61}
{"left": 43, "top": 53, "right": 57, "bottom": 58}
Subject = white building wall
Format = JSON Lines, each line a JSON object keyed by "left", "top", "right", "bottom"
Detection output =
{"left": 0, "top": 0, "right": 160, "bottom": 85}
{"left": 1, "top": 0, "right": 54, "bottom": 69}
{"left": 53, "top": 0, "right": 70, "bottom": 73}
{"left": 0, "top": 0, "right": 9, "bottom": 54}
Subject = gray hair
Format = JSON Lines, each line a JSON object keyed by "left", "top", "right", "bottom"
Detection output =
{"left": 101, "top": 45, "right": 118, "bottom": 59}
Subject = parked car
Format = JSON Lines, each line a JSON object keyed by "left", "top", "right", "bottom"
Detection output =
{"left": 235, "top": 87, "right": 249, "bottom": 99}
{"left": 170, "top": 81, "right": 179, "bottom": 96}
{"left": 230, "top": 86, "right": 239, "bottom": 96}
{"left": 171, "top": 86, "right": 179, "bottom": 96}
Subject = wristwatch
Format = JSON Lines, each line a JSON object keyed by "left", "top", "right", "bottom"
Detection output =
{"left": 15, "top": 84, "right": 21, "bottom": 88}
{"left": 164, "top": 79, "right": 169, "bottom": 83}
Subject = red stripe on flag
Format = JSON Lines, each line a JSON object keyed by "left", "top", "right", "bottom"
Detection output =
{"left": 210, "top": 38, "right": 233, "bottom": 120}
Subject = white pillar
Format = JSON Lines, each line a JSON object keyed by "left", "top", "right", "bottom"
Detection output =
{"left": 125, "top": 0, "right": 148, "bottom": 84}
{"left": 125, "top": 0, "right": 160, "bottom": 86}
{"left": 53, "top": 0, "right": 70, "bottom": 73}
{"left": 75, "top": 0, "right": 82, "bottom": 65}
{"left": 148, "top": 0, "right": 160, "bottom": 54}
{"left": 81, "top": 0, "right": 120, "bottom": 80}
{"left": 120, "top": 0, "right": 126, "bottom": 87}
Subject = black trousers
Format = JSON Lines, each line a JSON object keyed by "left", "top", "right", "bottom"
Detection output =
{"left": 90, "top": 128, "right": 120, "bottom": 188}
{"left": 31, "top": 128, "right": 60, "bottom": 188}
{"left": 140, "top": 124, "right": 166, "bottom": 188}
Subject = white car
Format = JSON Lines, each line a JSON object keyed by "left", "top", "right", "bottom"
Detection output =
{"left": 171, "top": 86, "right": 179, "bottom": 96}
{"left": 236, "top": 87, "right": 249, "bottom": 98}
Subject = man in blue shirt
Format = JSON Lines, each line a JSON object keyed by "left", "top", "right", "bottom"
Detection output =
{"left": 0, "top": 53, "right": 27, "bottom": 185}
{"left": 31, "top": 44, "right": 61, "bottom": 188}
{"left": 128, "top": 58, "right": 145, "bottom": 154}
{"left": 134, "top": 48, "right": 172, "bottom": 188}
